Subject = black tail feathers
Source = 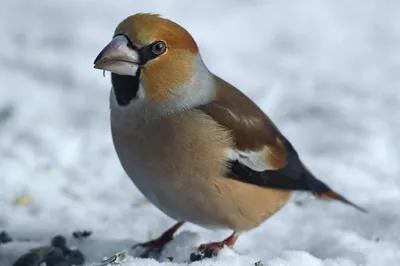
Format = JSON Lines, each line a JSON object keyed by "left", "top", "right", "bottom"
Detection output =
{"left": 303, "top": 166, "right": 367, "bottom": 213}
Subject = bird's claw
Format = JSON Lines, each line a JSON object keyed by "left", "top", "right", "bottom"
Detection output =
{"left": 189, "top": 242, "right": 226, "bottom": 262}
{"left": 132, "top": 239, "right": 166, "bottom": 258}
{"left": 198, "top": 242, "right": 225, "bottom": 256}
{"left": 132, "top": 222, "right": 184, "bottom": 259}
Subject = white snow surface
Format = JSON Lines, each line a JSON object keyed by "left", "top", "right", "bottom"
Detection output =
{"left": 1, "top": 0, "right": 400, "bottom": 265}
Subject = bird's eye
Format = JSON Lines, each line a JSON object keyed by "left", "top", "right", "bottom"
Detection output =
{"left": 151, "top": 41, "right": 167, "bottom": 55}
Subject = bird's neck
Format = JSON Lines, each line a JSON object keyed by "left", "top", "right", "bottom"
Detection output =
{"left": 111, "top": 73, "right": 140, "bottom": 106}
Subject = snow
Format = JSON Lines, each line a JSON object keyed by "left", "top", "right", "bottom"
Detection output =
{"left": 1, "top": 0, "right": 400, "bottom": 265}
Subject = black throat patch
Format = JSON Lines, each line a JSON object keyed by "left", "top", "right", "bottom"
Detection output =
{"left": 111, "top": 68, "right": 141, "bottom": 106}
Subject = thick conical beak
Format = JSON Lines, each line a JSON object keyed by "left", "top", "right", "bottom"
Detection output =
{"left": 94, "top": 35, "right": 140, "bottom": 76}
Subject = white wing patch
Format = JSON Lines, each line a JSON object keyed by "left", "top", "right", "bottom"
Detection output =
{"left": 226, "top": 147, "right": 275, "bottom": 172}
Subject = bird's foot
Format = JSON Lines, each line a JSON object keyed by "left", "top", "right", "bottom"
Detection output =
{"left": 190, "top": 232, "right": 239, "bottom": 261}
{"left": 199, "top": 241, "right": 225, "bottom": 256}
{"left": 132, "top": 222, "right": 184, "bottom": 258}
{"left": 132, "top": 238, "right": 166, "bottom": 258}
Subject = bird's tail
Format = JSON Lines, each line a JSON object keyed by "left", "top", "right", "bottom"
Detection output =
{"left": 302, "top": 163, "right": 367, "bottom": 213}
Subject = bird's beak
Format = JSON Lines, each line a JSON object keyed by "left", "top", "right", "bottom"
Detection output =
{"left": 93, "top": 35, "right": 140, "bottom": 76}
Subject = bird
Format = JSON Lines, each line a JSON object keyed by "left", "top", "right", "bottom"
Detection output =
{"left": 93, "top": 13, "right": 366, "bottom": 259}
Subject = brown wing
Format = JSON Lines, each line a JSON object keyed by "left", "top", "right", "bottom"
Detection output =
{"left": 196, "top": 76, "right": 367, "bottom": 212}
{"left": 196, "top": 75, "right": 288, "bottom": 170}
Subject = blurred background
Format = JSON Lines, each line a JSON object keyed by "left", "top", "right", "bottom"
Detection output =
{"left": 0, "top": 0, "right": 399, "bottom": 265}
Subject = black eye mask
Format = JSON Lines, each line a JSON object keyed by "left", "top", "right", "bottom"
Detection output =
{"left": 138, "top": 41, "right": 167, "bottom": 65}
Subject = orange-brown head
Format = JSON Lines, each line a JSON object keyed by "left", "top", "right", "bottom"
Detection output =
{"left": 94, "top": 13, "right": 214, "bottom": 109}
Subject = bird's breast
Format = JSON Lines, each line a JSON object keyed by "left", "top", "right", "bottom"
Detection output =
{"left": 110, "top": 108, "right": 233, "bottom": 222}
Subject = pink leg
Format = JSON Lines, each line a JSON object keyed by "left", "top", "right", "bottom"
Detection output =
{"left": 198, "top": 232, "right": 239, "bottom": 257}
{"left": 133, "top": 221, "right": 184, "bottom": 258}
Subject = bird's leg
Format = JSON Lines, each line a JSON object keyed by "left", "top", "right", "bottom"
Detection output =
{"left": 198, "top": 232, "right": 239, "bottom": 257}
{"left": 132, "top": 221, "right": 184, "bottom": 258}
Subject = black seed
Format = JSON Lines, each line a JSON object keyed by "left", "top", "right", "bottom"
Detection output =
{"left": 203, "top": 249, "right": 214, "bottom": 258}
{"left": 189, "top": 252, "right": 204, "bottom": 262}
{"left": 0, "top": 231, "right": 12, "bottom": 244}
{"left": 67, "top": 249, "right": 85, "bottom": 265}
{"left": 42, "top": 247, "right": 66, "bottom": 265}
{"left": 51, "top": 235, "right": 67, "bottom": 249}
{"left": 72, "top": 230, "right": 92, "bottom": 239}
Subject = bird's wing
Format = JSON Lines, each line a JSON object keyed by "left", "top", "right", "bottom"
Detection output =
{"left": 198, "top": 76, "right": 289, "bottom": 172}
{"left": 197, "top": 76, "right": 366, "bottom": 212}
{"left": 197, "top": 76, "right": 303, "bottom": 187}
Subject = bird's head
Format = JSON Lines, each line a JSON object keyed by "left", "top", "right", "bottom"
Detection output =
{"left": 94, "top": 13, "right": 215, "bottom": 111}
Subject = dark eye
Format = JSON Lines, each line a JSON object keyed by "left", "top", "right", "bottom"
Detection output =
{"left": 152, "top": 41, "right": 166, "bottom": 55}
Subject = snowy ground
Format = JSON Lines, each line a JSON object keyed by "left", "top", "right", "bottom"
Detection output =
{"left": 1, "top": 0, "right": 400, "bottom": 265}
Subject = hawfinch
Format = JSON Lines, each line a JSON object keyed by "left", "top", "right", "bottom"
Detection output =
{"left": 93, "top": 13, "right": 366, "bottom": 259}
